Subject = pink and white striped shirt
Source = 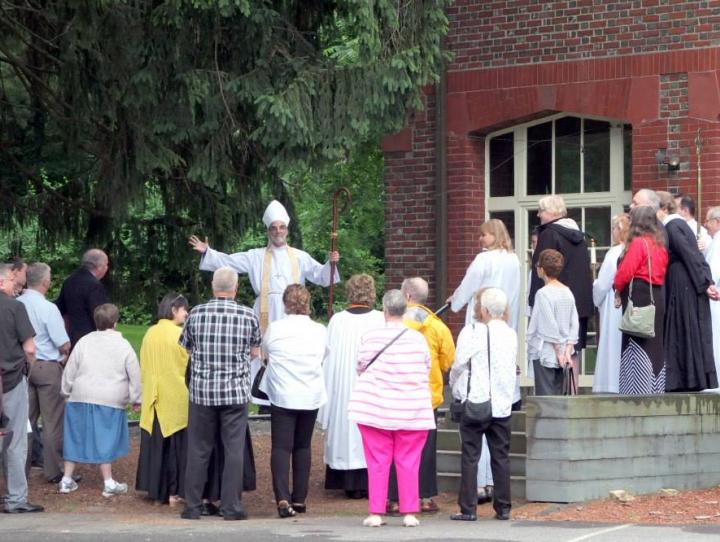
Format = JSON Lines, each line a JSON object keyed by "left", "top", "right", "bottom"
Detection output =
{"left": 347, "top": 322, "right": 435, "bottom": 431}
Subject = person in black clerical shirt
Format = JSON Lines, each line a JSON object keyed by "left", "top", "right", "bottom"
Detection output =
{"left": 55, "top": 249, "right": 109, "bottom": 346}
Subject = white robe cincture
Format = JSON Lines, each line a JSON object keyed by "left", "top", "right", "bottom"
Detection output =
{"left": 318, "top": 309, "right": 385, "bottom": 470}
{"left": 592, "top": 243, "right": 624, "bottom": 394}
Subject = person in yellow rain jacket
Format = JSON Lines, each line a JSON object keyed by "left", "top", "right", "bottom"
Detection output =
{"left": 386, "top": 277, "right": 455, "bottom": 515}
{"left": 135, "top": 293, "right": 190, "bottom": 506}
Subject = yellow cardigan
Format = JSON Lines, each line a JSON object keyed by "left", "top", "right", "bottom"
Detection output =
{"left": 404, "top": 305, "right": 456, "bottom": 409}
{"left": 139, "top": 319, "right": 189, "bottom": 437}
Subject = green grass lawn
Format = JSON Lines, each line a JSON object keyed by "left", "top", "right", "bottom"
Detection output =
{"left": 117, "top": 323, "right": 148, "bottom": 355}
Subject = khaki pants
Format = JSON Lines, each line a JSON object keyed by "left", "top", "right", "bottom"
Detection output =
{"left": 27, "top": 361, "right": 65, "bottom": 481}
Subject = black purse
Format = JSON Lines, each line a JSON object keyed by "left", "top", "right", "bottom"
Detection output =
{"left": 251, "top": 362, "right": 269, "bottom": 401}
{"left": 451, "top": 325, "right": 493, "bottom": 424}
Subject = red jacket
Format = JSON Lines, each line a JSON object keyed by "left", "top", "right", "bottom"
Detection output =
{"left": 614, "top": 235, "right": 669, "bottom": 292}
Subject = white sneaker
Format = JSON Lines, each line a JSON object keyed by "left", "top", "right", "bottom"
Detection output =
{"left": 58, "top": 478, "right": 78, "bottom": 494}
{"left": 362, "top": 514, "right": 385, "bottom": 527}
{"left": 403, "top": 514, "right": 420, "bottom": 527}
{"left": 102, "top": 481, "right": 128, "bottom": 498}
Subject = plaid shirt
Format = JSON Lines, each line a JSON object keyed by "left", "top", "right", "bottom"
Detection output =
{"left": 179, "top": 297, "right": 261, "bottom": 406}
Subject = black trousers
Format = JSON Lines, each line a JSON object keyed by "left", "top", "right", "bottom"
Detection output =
{"left": 533, "top": 359, "right": 564, "bottom": 396}
{"left": 184, "top": 402, "right": 248, "bottom": 517}
{"left": 458, "top": 415, "right": 511, "bottom": 516}
{"left": 388, "top": 426, "right": 438, "bottom": 500}
{"left": 270, "top": 404, "right": 318, "bottom": 504}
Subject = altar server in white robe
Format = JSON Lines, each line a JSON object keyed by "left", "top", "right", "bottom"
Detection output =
{"left": 446, "top": 219, "right": 520, "bottom": 504}
{"left": 592, "top": 214, "right": 630, "bottom": 394}
{"left": 189, "top": 200, "right": 340, "bottom": 403}
{"left": 703, "top": 206, "right": 720, "bottom": 392}
{"left": 318, "top": 274, "right": 384, "bottom": 498}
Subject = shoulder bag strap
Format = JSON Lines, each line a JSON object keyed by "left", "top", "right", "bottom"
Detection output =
{"left": 486, "top": 324, "right": 492, "bottom": 400}
{"left": 364, "top": 328, "right": 408, "bottom": 371}
{"left": 643, "top": 238, "right": 654, "bottom": 306}
{"left": 465, "top": 324, "right": 474, "bottom": 399}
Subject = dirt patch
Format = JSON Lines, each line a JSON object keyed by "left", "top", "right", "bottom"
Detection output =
{"left": 11, "top": 421, "right": 720, "bottom": 525}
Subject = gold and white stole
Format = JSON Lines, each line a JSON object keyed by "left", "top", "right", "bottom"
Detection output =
{"left": 259, "top": 245, "right": 300, "bottom": 333}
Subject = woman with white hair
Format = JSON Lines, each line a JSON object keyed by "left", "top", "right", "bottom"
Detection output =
{"left": 528, "top": 195, "right": 593, "bottom": 381}
{"left": 449, "top": 288, "right": 517, "bottom": 522}
{"left": 348, "top": 290, "right": 435, "bottom": 528}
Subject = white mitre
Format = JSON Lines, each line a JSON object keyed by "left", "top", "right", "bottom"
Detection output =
{"left": 262, "top": 200, "right": 290, "bottom": 228}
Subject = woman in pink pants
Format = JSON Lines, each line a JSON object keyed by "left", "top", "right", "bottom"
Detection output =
{"left": 348, "top": 289, "right": 435, "bottom": 528}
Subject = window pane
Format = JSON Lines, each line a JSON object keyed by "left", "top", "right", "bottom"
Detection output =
{"left": 623, "top": 124, "right": 632, "bottom": 192}
{"left": 567, "top": 207, "right": 582, "bottom": 226}
{"left": 489, "top": 210, "right": 515, "bottom": 246}
{"left": 526, "top": 122, "right": 552, "bottom": 195}
{"left": 489, "top": 133, "right": 514, "bottom": 197}
{"left": 555, "top": 116, "right": 581, "bottom": 194}
{"left": 583, "top": 119, "right": 611, "bottom": 192}
{"left": 527, "top": 209, "right": 541, "bottom": 264}
{"left": 584, "top": 206, "right": 612, "bottom": 248}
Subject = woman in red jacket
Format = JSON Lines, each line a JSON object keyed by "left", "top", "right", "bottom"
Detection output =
{"left": 613, "top": 206, "right": 669, "bottom": 395}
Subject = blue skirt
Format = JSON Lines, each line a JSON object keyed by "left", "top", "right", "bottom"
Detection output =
{"left": 63, "top": 402, "right": 129, "bottom": 464}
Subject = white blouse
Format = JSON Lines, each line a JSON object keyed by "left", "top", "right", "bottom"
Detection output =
{"left": 450, "top": 320, "right": 518, "bottom": 419}
{"left": 260, "top": 314, "right": 328, "bottom": 410}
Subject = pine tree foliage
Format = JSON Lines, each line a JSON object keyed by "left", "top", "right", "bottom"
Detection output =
{"left": 0, "top": 0, "right": 449, "bottom": 243}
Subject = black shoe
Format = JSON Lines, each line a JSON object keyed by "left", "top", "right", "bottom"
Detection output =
{"left": 4, "top": 502, "right": 44, "bottom": 513}
{"left": 277, "top": 501, "right": 296, "bottom": 518}
{"left": 223, "top": 509, "right": 248, "bottom": 521}
{"left": 180, "top": 508, "right": 201, "bottom": 520}
{"left": 292, "top": 503, "right": 306, "bottom": 514}
{"left": 200, "top": 502, "right": 220, "bottom": 516}
{"left": 344, "top": 489, "right": 367, "bottom": 499}
{"left": 449, "top": 512, "right": 477, "bottom": 521}
{"left": 495, "top": 510, "right": 510, "bottom": 521}
{"left": 48, "top": 474, "right": 83, "bottom": 484}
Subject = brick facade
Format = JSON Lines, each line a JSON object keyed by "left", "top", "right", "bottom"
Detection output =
{"left": 383, "top": 1, "right": 720, "bottom": 331}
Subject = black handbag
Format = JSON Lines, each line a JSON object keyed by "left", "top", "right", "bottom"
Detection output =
{"left": 251, "top": 362, "right": 269, "bottom": 401}
{"left": 451, "top": 325, "right": 493, "bottom": 424}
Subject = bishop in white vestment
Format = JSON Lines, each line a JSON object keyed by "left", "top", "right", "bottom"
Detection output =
{"left": 190, "top": 200, "right": 339, "bottom": 402}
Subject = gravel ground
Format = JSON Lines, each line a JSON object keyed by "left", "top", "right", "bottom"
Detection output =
{"left": 9, "top": 420, "right": 720, "bottom": 525}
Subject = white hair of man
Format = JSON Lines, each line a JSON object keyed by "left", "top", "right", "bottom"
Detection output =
{"left": 383, "top": 289, "right": 407, "bottom": 317}
{"left": 538, "top": 195, "right": 567, "bottom": 218}
{"left": 400, "top": 277, "right": 429, "bottom": 305}
{"left": 212, "top": 266, "right": 238, "bottom": 293}
{"left": 81, "top": 248, "right": 108, "bottom": 271}
{"left": 26, "top": 262, "right": 51, "bottom": 288}
{"left": 635, "top": 189, "right": 660, "bottom": 211}
{"left": 480, "top": 288, "right": 508, "bottom": 319}
{"left": 707, "top": 206, "right": 720, "bottom": 221}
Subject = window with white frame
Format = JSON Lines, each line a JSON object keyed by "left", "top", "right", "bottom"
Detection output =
{"left": 484, "top": 114, "right": 632, "bottom": 386}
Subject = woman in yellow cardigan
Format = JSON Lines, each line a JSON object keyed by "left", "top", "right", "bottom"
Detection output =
{"left": 135, "top": 293, "right": 190, "bottom": 506}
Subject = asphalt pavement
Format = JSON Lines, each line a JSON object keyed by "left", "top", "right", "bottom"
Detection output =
{"left": 1, "top": 513, "right": 719, "bottom": 542}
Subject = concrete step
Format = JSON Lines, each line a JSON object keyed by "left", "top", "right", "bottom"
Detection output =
{"left": 437, "top": 450, "right": 526, "bottom": 477}
{"left": 437, "top": 473, "right": 527, "bottom": 500}
{"left": 437, "top": 429, "right": 526, "bottom": 455}
{"left": 437, "top": 410, "right": 526, "bottom": 433}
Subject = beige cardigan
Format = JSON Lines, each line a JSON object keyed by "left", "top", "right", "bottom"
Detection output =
{"left": 61, "top": 329, "right": 142, "bottom": 409}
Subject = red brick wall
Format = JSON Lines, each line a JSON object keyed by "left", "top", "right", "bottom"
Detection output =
{"left": 447, "top": 0, "right": 719, "bottom": 70}
{"left": 383, "top": 1, "right": 720, "bottom": 329}
{"left": 383, "top": 93, "right": 438, "bottom": 299}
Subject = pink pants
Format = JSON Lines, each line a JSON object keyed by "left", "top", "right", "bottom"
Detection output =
{"left": 358, "top": 424, "right": 428, "bottom": 514}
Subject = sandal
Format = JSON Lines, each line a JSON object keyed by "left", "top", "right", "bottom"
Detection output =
{"left": 277, "top": 500, "right": 296, "bottom": 519}
{"left": 385, "top": 501, "right": 400, "bottom": 515}
{"left": 420, "top": 498, "right": 439, "bottom": 513}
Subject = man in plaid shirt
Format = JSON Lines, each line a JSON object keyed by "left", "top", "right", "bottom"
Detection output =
{"left": 179, "top": 267, "right": 261, "bottom": 520}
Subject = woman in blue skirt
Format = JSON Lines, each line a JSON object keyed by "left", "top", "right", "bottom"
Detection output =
{"left": 59, "top": 303, "right": 142, "bottom": 497}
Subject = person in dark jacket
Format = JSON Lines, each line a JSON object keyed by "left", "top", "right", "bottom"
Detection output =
{"left": 55, "top": 249, "right": 109, "bottom": 347}
{"left": 528, "top": 196, "right": 593, "bottom": 358}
